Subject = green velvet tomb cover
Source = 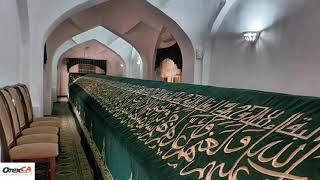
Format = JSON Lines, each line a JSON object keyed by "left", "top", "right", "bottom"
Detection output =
{"left": 69, "top": 74, "right": 320, "bottom": 180}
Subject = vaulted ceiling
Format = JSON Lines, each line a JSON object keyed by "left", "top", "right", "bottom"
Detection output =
{"left": 52, "top": 25, "right": 142, "bottom": 81}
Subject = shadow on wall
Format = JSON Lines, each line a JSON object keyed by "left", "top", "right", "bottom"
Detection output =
{"left": 210, "top": 0, "right": 320, "bottom": 97}
{"left": 218, "top": 15, "right": 297, "bottom": 67}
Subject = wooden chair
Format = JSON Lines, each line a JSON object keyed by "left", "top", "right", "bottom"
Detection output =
{"left": 16, "top": 84, "right": 62, "bottom": 128}
{"left": 0, "top": 89, "right": 58, "bottom": 145}
{"left": 0, "top": 89, "right": 59, "bottom": 136}
{"left": 0, "top": 91, "right": 58, "bottom": 180}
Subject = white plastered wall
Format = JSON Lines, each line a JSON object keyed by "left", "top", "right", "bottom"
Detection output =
{"left": 51, "top": 26, "right": 142, "bottom": 104}
{"left": 53, "top": 39, "right": 127, "bottom": 98}
{"left": 0, "top": 0, "right": 23, "bottom": 87}
{"left": 26, "top": 0, "right": 107, "bottom": 116}
{"left": 44, "top": 0, "right": 195, "bottom": 115}
{"left": 209, "top": 0, "right": 320, "bottom": 97}
{"left": 2, "top": 0, "right": 200, "bottom": 117}
{"left": 0, "top": 0, "right": 24, "bottom": 162}
{"left": 147, "top": 0, "right": 224, "bottom": 84}
{"left": 51, "top": 39, "right": 77, "bottom": 102}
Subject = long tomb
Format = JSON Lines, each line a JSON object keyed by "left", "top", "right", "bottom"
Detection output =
{"left": 69, "top": 74, "right": 320, "bottom": 180}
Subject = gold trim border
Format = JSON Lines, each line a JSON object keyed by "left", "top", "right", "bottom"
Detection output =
{"left": 70, "top": 101, "right": 114, "bottom": 180}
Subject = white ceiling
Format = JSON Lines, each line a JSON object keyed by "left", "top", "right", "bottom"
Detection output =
{"left": 72, "top": 26, "right": 118, "bottom": 45}
{"left": 64, "top": 39, "right": 109, "bottom": 57}
{"left": 213, "top": 0, "right": 306, "bottom": 34}
{"left": 147, "top": 0, "right": 223, "bottom": 46}
{"left": 147, "top": 0, "right": 307, "bottom": 39}
{"left": 71, "top": 26, "right": 141, "bottom": 63}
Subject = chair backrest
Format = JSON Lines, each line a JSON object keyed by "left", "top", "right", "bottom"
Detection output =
{"left": 0, "top": 89, "right": 22, "bottom": 137}
{"left": 16, "top": 85, "right": 33, "bottom": 123}
{"left": 19, "top": 84, "right": 33, "bottom": 119}
{"left": 0, "top": 91, "right": 16, "bottom": 150}
{"left": 5, "top": 87, "right": 28, "bottom": 129}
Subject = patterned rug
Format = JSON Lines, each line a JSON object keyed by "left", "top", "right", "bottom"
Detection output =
{"left": 36, "top": 102, "right": 93, "bottom": 180}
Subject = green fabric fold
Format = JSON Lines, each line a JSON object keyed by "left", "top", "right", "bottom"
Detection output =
{"left": 69, "top": 74, "right": 320, "bottom": 180}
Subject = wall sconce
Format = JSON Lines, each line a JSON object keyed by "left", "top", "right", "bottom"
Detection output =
{"left": 242, "top": 31, "right": 260, "bottom": 43}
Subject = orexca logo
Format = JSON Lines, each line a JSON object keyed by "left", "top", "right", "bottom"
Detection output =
{"left": 0, "top": 163, "right": 35, "bottom": 179}
{"left": 2, "top": 166, "right": 32, "bottom": 174}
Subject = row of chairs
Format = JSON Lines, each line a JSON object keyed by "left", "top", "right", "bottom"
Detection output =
{"left": 0, "top": 84, "right": 62, "bottom": 180}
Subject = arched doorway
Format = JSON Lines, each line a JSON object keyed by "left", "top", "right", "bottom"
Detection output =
{"left": 155, "top": 27, "right": 182, "bottom": 83}
{"left": 159, "top": 58, "right": 181, "bottom": 83}
{"left": 43, "top": 0, "right": 194, "bottom": 115}
{"left": 55, "top": 40, "right": 126, "bottom": 99}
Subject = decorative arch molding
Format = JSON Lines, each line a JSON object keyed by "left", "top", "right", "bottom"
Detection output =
{"left": 70, "top": 26, "right": 143, "bottom": 78}
{"left": 42, "top": 0, "right": 109, "bottom": 49}
{"left": 46, "top": 0, "right": 194, "bottom": 82}
{"left": 141, "top": 0, "right": 195, "bottom": 83}
{"left": 43, "top": 0, "right": 194, "bottom": 115}
{"left": 45, "top": 21, "right": 148, "bottom": 116}
{"left": 26, "top": 0, "right": 110, "bottom": 116}
{"left": 52, "top": 39, "right": 126, "bottom": 102}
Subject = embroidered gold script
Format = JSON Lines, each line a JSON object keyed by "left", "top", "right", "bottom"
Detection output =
{"left": 73, "top": 77, "right": 320, "bottom": 180}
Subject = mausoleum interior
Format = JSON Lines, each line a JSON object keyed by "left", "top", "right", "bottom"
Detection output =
{"left": 1, "top": 0, "right": 320, "bottom": 179}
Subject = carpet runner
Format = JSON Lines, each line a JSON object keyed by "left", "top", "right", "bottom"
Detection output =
{"left": 36, "top": 102, "right": 93, "bottom": 180}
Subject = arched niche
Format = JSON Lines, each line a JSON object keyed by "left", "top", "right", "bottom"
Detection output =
{"left": 154, "top": 27, "right": 182, "bottom": 82}
{"left": 159, "top": 58, "right": 181, "bottom": 83}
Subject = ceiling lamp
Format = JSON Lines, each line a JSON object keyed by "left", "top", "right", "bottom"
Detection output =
{"left": 242, "top": 31, "right": 260, "bottom": 43}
